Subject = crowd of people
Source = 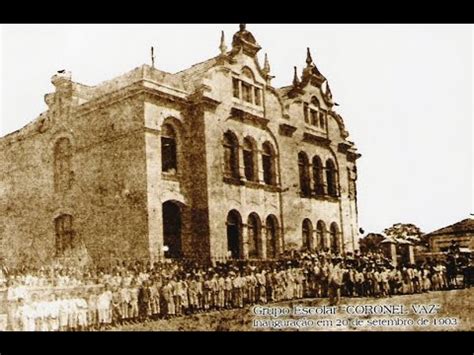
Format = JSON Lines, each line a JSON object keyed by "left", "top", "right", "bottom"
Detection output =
{"left": 0, "top": 249, "right": 469, "bottom": 331}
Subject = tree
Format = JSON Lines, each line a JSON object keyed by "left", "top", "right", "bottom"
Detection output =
{"left": 383, "top": 223, "right": 426, "bottom": 246}
{"left": 359, "top": 233, "right": 385, "bottom": 254}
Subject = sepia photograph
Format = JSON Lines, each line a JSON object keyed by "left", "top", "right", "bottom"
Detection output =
{"left": 0, "top": 23, "right": 472, "bottom": 332}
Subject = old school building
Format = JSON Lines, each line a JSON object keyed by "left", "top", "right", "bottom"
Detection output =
{"left": 0, "top": 25, "right": 361, "bottom": 266}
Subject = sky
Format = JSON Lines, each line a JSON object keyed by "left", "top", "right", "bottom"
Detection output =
{"left": 0, "top": 24, "right": 472, "bottom": 235}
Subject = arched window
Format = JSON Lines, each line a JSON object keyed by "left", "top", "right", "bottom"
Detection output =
{"left": 316, "top": 221, "right": 326, "bottom": 251}
{"left": 326, "top": 159, "right": 338, "bottom": 197}
{"left": 310, "top": 97, "right": 320, "bottom": 126}
{"left": 243, "top": 137, "right": 257, "bottom": 182}
{"left": 312, "top": 156, "right": 324, "bottom": 196}
{"left": 302, "top": 219, "right": 313, "bottom": 250}
{"left": 330, "top": 222, "right": 340, "bottom": 254}
{"left": 55, "top": 214, "right": 74, "bottom": 256}
{"left": 161, "top": 124, "right": 177, "bottom": 174}
{"left": 247, "top": 213, "right": 261, "bottom": 259}
{"left": 223, "top": 132, "right": 240, "bottom": 179}
{"left": 262, "top": 142, "right": 276, "bottom": 186}
{"left": 265, "top": 215, "right": 279, "bottom": 259}
{"left": 298, "top": 152, "right": 311, "bottom": 197}
{"left": 242, "top": 67, "right": 255, "bottom": 80}
{"left": 54, "top": 138, "right": 72, "bottom": 193}
{"left": 227, "top": 210, "right": 243, "bottom": 259}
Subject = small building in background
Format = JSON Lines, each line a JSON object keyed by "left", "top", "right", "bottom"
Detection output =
{"left": 424, "top": 217, "right": 474, "bottom": 253}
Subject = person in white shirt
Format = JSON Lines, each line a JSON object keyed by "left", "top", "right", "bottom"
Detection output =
{"left": 47, "top": 293, "right": 60, "bottom": 332}
{"left": 98, "top": 286, "right": 113, "bottom": 329}
{"left": 75, "top": 292, "right": 89, "bottom": 331}
{"left": 58, "top": 292, "right": 70, "bottom": 331}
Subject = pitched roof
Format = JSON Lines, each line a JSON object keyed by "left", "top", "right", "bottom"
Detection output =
{"left": 175, "top": 56, "right": 220, "bottom": 92}
{"left": 425, "top": 218, "right": 474, "bottom": 237}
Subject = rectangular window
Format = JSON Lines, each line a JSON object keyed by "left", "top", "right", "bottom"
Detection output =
{"left": 319, "top": 112, "right": 326, "bottom": 129}
{"left": 242, "top": 82, "right": 253, "bottom": 103}
{"left": 304, "top": 103, "right": 309, "bottom": 123}
{"left": 254, "top": 87, "right": 262, "bottom": 106}
{"left": 262, "top": 155, "right": 273, "bottom": 185}
{"left": 161, "top": 137, "right": 177, "bottom": 173}
{"left": 55, "top": 215, "right": 73, "bottom": 256}
{"left": 244, "top": 150, "right": 255, "bottom": 181}
{"left": 311, "top": 109, "right": 319, "bottom": 126}
{"left": 233, "top": 78, "right": 240, "bottom": 98}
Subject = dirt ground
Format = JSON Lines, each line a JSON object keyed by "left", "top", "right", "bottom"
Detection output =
{"left": 114, "top": 288, "right": 473, "bottom": 332}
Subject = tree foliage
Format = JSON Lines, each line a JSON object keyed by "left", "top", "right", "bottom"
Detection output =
{"left": 359, "top": 233, "right": 385, "bottom": 254}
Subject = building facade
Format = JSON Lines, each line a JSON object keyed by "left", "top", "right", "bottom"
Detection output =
{"left": 0, "top": 25, "right": 361, "bottom": 267}
{"left": 424, "top": 218, "right": 474, "bottom": 253}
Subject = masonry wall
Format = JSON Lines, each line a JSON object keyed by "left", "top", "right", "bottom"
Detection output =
{"left": 0, "top": 126, "right": 56, "bottom": 267}
{"left": 0, "top": 93, "right": 151, "bottom": 267}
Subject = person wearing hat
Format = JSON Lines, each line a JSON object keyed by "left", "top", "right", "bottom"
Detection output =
{"left": 224, "top": 272, "right": 233, "bottom": 309}
{"left": 187, "top": 274, "right": 199, "bottom": 314}
{"left": 149, "top": 275, "right": 161, "bottom": 319}
{"left": 217, "top": 272, "right": 226, "bottom": 310}
{"left": 328, "top": 258, "right": 344, "bottom": 306}
{"left": 232, "top": 271, "right": 244, "bottom": 308}
{"left": 160, "top": 277, "right": 175, "bottom": 319}
{"left": 255, "top": 268, "right": 267, "bottom": 304}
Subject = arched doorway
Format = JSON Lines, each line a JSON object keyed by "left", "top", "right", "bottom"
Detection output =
{"left": 316, "top": 220, "right": 326, "bottom": 251}
{"left": 162, "top": 201, "right": 182, "bottom": 259}
{"left": 265, "top": 215, "right": 279, "bottom": 259}
{"left": 227, "top": 210, "right": 242, "bottom": 259}
{"left": 330, "top": 222, "right": 340, "bottom": 254}
{"left": 247, "top": 213, "right": 261, "bottom": 259}
{"left": 302, "top": 219, "right": 313, "bottom": 250}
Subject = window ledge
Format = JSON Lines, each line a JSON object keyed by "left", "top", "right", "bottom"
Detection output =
{"left": 232, "top": 99, "right": 264, "bottom": 114}
{"left": 223, "top": 176, "right": 244, "bottom": 186}
{"left": 162, "top": 172, "right": 179, "bottom": 182}
{"left": 299, "top": 192, "right": 340, "bottom": 202}
{"left": 314, "top": 195, "right": 340, "bottom": 202}
{"left": 224, "top": 177, "right": 281, "bottom": 192}
{"left": 305, "top": 124, "right": 327, "bottom": 135}
{"left": 230, "top": 106, "right": 268, "bottom": 129}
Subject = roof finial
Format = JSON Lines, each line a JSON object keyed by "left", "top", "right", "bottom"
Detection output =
{"left": 219, "top": 30, "right": 227, "bottom": 55}
{"left": 306, "top": 47, "right": 313, "bottom": 66}
{"left": 263, "top": 53, "right": 271, "bottom": 74}
{"left": 239, "top": 23, "right": 246, "bottom": 31}
{"left": 293, "top": 66, "right": 301, "bottom": 87}
{"left": 151, "top": 46, "right": 156, "bottom": 68}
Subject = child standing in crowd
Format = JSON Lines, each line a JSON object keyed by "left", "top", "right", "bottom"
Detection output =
{"left": 149, "top": 276, "right": 161, "bottom": 319}
{"left": 161, "top": 278, "right": 175, "bottom": 319}
{"left": 129, "top": 279, "right": 139, "bottom": 323}
{"left": 256, "top": 269, "right": 267, "bottom": 304}
{"left": 97, "top": 286, "right": 113, "bottom": 330}
{"left": 87, "top": 288, "right": 99, "bottom": 330}
{"left": 217, "top": 273, "right": 226, "bottom": 310}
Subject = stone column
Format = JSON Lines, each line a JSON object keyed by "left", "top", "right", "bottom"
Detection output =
{"left": 407, "top": 244, "right": 415, "bottom": 265}
{"left": 242, "top": 223, "right": 249, "bottom": 260}
{"left": 261, "top": 225, "right": 267, "bottom": 259}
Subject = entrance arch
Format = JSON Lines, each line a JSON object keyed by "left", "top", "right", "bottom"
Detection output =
{"left": 227, "top": 210, "right": 242, "bottom": 259}
{"left": 162, "top": 200, "right": 182, "bottom": 259}
{"left": 265, "top": 215, "right": 279, "bottom": 259}
{"left": 247, "top": 213, "right": 262, "bottom": 259}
